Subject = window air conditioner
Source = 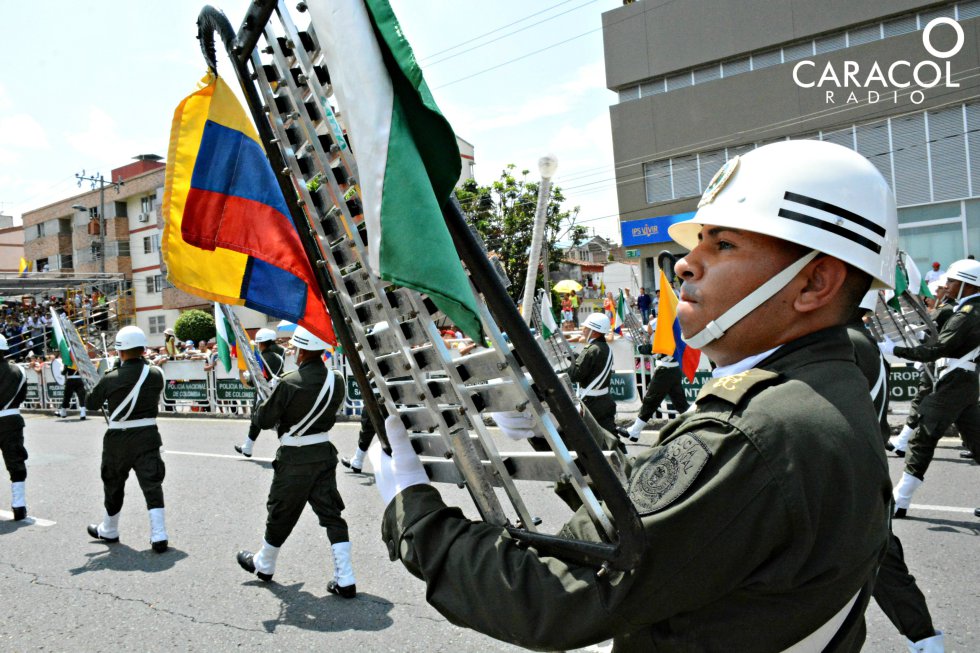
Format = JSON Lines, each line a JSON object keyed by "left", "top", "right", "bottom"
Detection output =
{"left": 137, "top": 213, "right": 150, "bottom": 223}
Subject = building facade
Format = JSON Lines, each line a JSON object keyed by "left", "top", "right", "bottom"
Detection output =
{"left": 604, "top": 0, "right": 980, "bottom": 287}
{"left": 0, "top": 214, "right": 24, "bottom": 274}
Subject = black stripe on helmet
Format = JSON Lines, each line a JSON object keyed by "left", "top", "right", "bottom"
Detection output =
{"left": 958, "top": 271, "right": 978, "bottom": 281}
{"left": 777, "top": 208, "right": 882, "bottom": 254}
{"left": 784, "top": 191, "right": 886, "bottom": 237}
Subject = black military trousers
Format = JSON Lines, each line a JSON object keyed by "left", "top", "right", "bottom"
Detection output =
{"left": 101, "top": 433, "right": 166, "bottom": 515}
{"left": 247, "top": 396, "right": 263, "bottom": 441}
{"left": 582, "top": 395, "right": 617, "bottom": 437}
{"left": 906, "top": 370, "right": 980, "bottom": 479}
{"left": 355, "top": 411, "right": 377, "bottom": 452}
{"left": 61, "top": 377, "right": 86, "bottom": 409}
{"left": 873, "top": 532, "right": 936, "bottom": 642}
{"left": 638, "top": 365, "right": 689, "bottom": 423}
{"left": 264, "top": 450, "right": 349, "bottom": 547}
{"left": 0, "top": 427, "right": 27, "bottom": 483}
{"left": 904, "top": 367, "right": 934, "bottom": 429}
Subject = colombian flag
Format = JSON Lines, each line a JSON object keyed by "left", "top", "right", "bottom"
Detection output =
{"left": 17, "top": 258, "right": 29, "bottom": 277}
{"left": 162, "top": 74, "right": 334, "bottom": 345}
{"left": 652, "top": 269, "right": 700, "bottom": 381}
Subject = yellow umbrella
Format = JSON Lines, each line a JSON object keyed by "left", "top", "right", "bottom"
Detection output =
{"left": 553, "top": 279, "right": 583, "bottom": 293}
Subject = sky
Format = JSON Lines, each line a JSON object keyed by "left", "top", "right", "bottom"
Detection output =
{"left": 0, "top": 0, "right": 623, "bottom": 242}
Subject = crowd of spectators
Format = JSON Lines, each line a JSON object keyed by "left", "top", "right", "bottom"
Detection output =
{"left": 1, "top": 290, "right": 113, "bottom": 361}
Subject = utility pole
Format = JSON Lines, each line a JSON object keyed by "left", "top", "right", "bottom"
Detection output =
{"left": 75, "top": 170, "right": 123, "bottom": 274}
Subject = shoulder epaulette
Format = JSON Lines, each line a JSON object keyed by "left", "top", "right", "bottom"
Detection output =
{"left": 696, "top": 368, "right": 780, "bottom": 405}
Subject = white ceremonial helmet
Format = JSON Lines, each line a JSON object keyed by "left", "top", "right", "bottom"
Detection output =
{"left": 944, "top": 258, "right": 980, "bottom": 300}
{"left": 582, "top": 312, "right": 611, "bottom": 335}
{"left": 0, "top": 335, "right": 7, "bottom": 351}
{"left": 254, "top": 328, "right": 277, "bottom": 343}
{"left": 115, "top": 325, "right": 148, "bottom": 350}
{"left": 289, "top": 325, "right": 329, "bottom": 351}
{"left": 667, "top": 139, "right": 899, "bottom": 349}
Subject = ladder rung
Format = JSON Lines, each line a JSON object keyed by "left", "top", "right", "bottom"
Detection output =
{"left": 467, "top": 380, "right": 528, "bottom": 413}
{"left": 455, "top": 349, "right": 505, "bottom": 383}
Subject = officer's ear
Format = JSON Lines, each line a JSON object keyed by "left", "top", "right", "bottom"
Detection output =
{"left": 792, "top": 255, "right": 848, "bottom": 315}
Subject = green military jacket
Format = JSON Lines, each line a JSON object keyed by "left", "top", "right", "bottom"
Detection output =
{"left": 254, "top": 357, "right": 345, "bottom": 464}
{"left": 0, "top": 358, "right": 27, "bottom": 429}
{"left": 86, "top": 358, "right": 165, "bottom": 450}
{"left": 381, "top": 326, "right": 891, "bottom": 652}
{"left": 260, "top": 343, "right": 286, "bottom": 380}
{"left": 847, "top": 321, "right": 889, "bottom": 423}
{"left": 894, "top": 294, "right": 980, "bottom": 376}
{"left": 931, "top": 298, "right": 954, "bottom": 330}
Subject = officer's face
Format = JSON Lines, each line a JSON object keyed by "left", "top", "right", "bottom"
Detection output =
{"left": 674, "top": 226, "right": 806, "bottom": 366}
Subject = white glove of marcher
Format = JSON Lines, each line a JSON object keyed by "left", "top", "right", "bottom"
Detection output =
{"left": 877, "top": 336, "right": 897, "bottom": 357}
{"left": 369, "top": 415, "right": 430, "bottom": 508}
{"left": 490, "top": 410, "right": 536, "bottom": 441}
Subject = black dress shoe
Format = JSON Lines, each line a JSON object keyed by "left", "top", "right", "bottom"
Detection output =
{"left": 893, "top": 449, "right": 906, "bottom": 458}
{"left": 960, "top": 450, "right": 975, "bottom": 459}
{"left": 884, "top": 441, "right": 895, "bottom": 451}
{"left": 237, "top": 550, "right": 273, "bottom": 582}
{"left": 327, "top": 580, "right": 356, "bottom": 598}
{"left": 87, "top": 524, "right": 120, "bottom": 543}
{"left": 893, "top": 507, "right": 908, "bottom": 519}
{"left": 234, "top": 445, "right": 252, "bottom": 458}
{"left": 974, "top": 508, "right": 979, "bottom": 518}
{"left": 151, "top": 540, "right": 168, "bottom": 553}
{"left": 340, "top": 457, "right": 362, "bottom": 474}
{"left": 11, "top": 506, "right": 26, "bottom": 521}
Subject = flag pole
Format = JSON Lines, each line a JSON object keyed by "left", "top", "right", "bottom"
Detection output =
{"left": 196, "top": 5, "right": 387, "bottom": 440}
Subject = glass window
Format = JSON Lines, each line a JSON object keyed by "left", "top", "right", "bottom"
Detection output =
{"left": 891, "top": 113, "right": 930, "bottom": 206}
{"left": 722, "top": 57, "right": 750, "bottom": 76}
{"left": 856, "top": 120, "right": 894, "bottom": 191}
{"left": 643, "top": 160, "right": 671, "bottom": 204}
{"left": 619, "top": 86, "right": 639, "bottom": 103}
{"left": 814, "top": 33, "right": 846, "bottom": 55}
{"left": 965, "top": 199, "right": 980, "bottom": 258}
{"left": 848, "top": 23, "right": 881, "bottom": 46}
{"left": 899, "top": 221, "right": 965, "bottom": 273}
{"left": 671, "top": 154, "right": 700, "bottom": 199}
{"left": 782, "top": 41, "right": 813, "bottom": 63}
{"left": 640, "top": 79, "right": 665, "bottom": 96}
{"left": 960, "top": 0, "right": 980, "bottom": 20}
{"left": 751, "top": 50, "right": 782, "bottom": 70}
{"left": 898, "top": 201, "right": 961, "bottom": 225}
{"left": 883, "top": 15, "right": 916, "bottom": 38}
{"left": 928, "top": 106, "right": 969, "bottom": 201}
{"left": 665, "top": 72, "right": 692, "bottom": 91}
{"left": 693, "top": 65, "right": 720, "bottom": 85}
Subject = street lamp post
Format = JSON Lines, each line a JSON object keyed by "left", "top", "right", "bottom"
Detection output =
{"left": 520, "top": 154, "right": 558, "bottom": 324}
{"left": 75, "top": 171, "right": 123, "bottom": 274}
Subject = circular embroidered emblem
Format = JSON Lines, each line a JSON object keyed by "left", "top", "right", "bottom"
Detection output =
{"left": 698, "top": 155, "right": 740, "bottom": 208}
{"left": 634, "top": 454, "right": 678, "bottom": 509}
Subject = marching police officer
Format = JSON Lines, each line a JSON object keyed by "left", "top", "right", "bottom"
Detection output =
{"left": 627, "top": 317, "right": 691, "bottom": 441}
{"left": 371, "top": 140, "right": 894, "bottom": 650}
{"left": 341, "top": 409, "right": 375, "bottom": 475}
{"left": 569, "top": 313, "right": 616, "bottom": 436}
{"left": 85, "top": 326, "right": 169, "bottom": 552}
{"left": 236, "top": 326, "right": 356, "bottom": 597}
{"left": 887, "top": 279, "right": 955, "bottom": 456}
{"left": 0, "top": 336, "right": 28, "bottom": 520}
{"left": 235, "top": 328, "right": 286, "bottom": 457}
{"left": 850, "top": 293, "right": 944, "bottom": 652}
{"left": 880, "top": 257, "right": 980, "bottom": 518}
{"left": 59, "top": 362, "right": 87, "bottom": 420}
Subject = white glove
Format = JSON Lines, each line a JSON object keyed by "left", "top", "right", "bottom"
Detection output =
{"left": 628, "top": 417, "right": 646, "bottom": 442}
{"left": 490, "top": 410, "right": 536, "bottom": 441}
{"left": 877, "top": 336, "right": 896, "bottom": 357}
{"left": 369, "top": 415, "right": 430, "bottom": 507}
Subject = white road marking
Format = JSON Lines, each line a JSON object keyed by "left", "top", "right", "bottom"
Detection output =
{"left": 163, "top": 450, "right": 275, "bottom": 463}
{"left": 0, "top": 511, "right": 56, "bottom": 526}
{"left": 910, "top": 504, "right": 977, "bottom": 514}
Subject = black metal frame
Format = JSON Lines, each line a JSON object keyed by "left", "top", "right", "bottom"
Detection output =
{"left": 195, "top": 1, "right": 644, "bottom": 571}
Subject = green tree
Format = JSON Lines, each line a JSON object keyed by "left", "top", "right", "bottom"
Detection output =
{"left": 454, "top": 165, "right": 578, "bottom": 302}
{"left": 173, "top": 309, "right": 215, "bottom": 344}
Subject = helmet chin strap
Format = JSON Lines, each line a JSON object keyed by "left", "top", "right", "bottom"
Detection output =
{"left": 683, "top": 250, "right": 820, "bottom": 350}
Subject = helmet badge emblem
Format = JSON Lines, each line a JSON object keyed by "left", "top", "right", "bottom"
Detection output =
{"left": 698, "top": 155, "right": 740, "bottom": 208}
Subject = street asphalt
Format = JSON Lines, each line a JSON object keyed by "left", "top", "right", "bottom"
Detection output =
{"left": 0, "top": 412, "right": 976, "bottom": 652}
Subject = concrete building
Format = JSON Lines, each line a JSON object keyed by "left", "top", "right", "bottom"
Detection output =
{"left": 0, "top": 214, "right": 24, "bottom": 274}
{"left": 604, "top": 0, "right": 980, "bottom": 287}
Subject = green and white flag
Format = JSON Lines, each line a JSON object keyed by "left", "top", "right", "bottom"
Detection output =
{"left": 309, "top": 0, "right": 483, "bottom": 341}
{"left": 539, "top": 292, "right": 559, "bottom": 339}
{"left": 214, "top": 302, "right": 237, "bottom": 373}
{"left": 50, "top": 307, "right": 72, "bottom": 367}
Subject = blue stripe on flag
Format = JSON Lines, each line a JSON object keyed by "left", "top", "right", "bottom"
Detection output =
{"left": 241, "top": 258, "right": 307, "bottom": 321}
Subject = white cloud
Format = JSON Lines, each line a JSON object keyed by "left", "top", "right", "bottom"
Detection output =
{"left": 64, "top": 107, "right": 151, "bottom": 168}
{"left": 0, "top": 113, "right": 49, "bottom": 164}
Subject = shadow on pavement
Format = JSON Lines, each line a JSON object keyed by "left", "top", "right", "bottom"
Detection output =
{"left": 243, "top": 579, "right": 393, "bottom": 634}
{"left": 69, "top": 543, "right": 189, "bottom": 575}
{"left": 904, "top": 516, "right": 980, "bottom": 535}
{"left": 0, "top": 518, "right": 38, "bottom": 535}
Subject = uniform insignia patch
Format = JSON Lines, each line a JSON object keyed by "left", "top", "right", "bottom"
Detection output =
{"left": 698, "top": 155, "right": 740, "bottom": 208}
{"left": 628, "top": 434, "right": 710, "bottom": 515}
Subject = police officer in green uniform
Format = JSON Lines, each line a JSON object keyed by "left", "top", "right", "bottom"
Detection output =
{"left": 569, "top": 312, "right": 616, "bottom": 436}
{"left": 880, "top": 257, "right": 980, "bottom": 519}
{"left": 887, "top": 281, "right": 955, "bottom": 456}
{"left": 235, "top": 328, "right": 286, "bottom": 457}
{"left": 626, "top": 344, "right": 690, "bottom": 442}
{"left": 59, "top": 362, "right": 87, "bottom": 420}
{"left": 370, "top": 141, "right": 895, "bottom": 651}
{"left": 850, "top": 293, "right": 944, "bottom": 652}
{"left": 0, "top": 336, "right": 28, "bottom": 520}
{"left": 85, "top": 326, "right": 169, "bottom": 552}
{"left": 236, "top": 326, "right": 356, "bottom": 597}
